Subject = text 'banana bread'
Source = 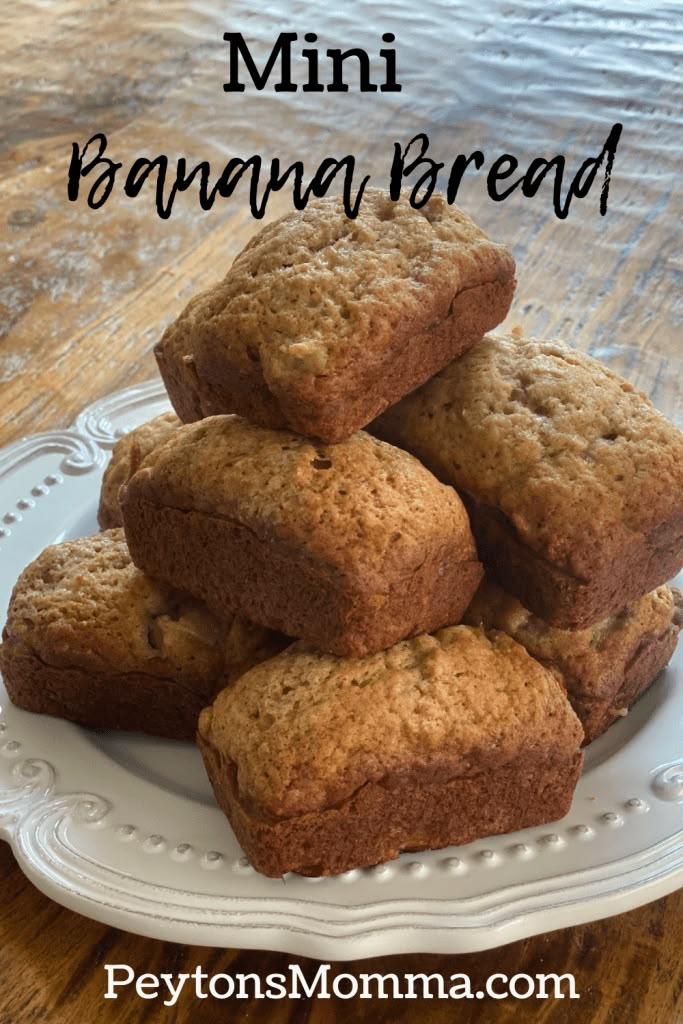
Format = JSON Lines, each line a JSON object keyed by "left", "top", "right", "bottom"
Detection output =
{"left": 120, "top": 416, "right": 483, "bottom": 656}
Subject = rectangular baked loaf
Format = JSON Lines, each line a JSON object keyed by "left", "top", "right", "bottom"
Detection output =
{"left": 155, "top": 189, "right": 516, "bottom": 442}
{"left": 120, "top": 416, "right": 483, "bottom": 656}
{"left": 98, "top": 412, "right": 179, "bottom": 529}
{"left": 464, "top": 579, "right": 683, "bottom": 743}
{"left": 197, "top": 626, "right": 584, "bottom": 877}
{"left": 372, "top": 334, "right": 683, "bottom": 628}
{"left": 0, "top": 530, "right": 286, "bottom": 741}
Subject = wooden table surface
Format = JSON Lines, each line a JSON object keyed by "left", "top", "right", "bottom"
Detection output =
{"left": 1, "top": 2, "right": 681, "bottom": 1020}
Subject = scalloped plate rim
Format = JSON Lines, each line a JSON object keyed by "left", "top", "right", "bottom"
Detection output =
{"left": 0, "top": 378, "right": 681, "bottom": 958}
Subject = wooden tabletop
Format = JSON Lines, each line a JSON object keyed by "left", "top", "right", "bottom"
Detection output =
{"left": 1, "top": 2, "right": 681, "bottom": 1020}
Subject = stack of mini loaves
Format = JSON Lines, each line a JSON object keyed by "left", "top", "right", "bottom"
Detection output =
{"left": 2, "top": 189, "right": 682, "bottom": 878}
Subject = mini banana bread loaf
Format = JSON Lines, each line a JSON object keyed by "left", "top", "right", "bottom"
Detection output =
{"left": 155, "top": 189, "right": 516, "bottom": 442}
{"left": 197, "top": 626, "right": 584, "bottom": 877}
{"left": 98, "top": 412, "right": 180, "bottom": 529}
{"left": 0, "top": 530, "right": 286, "bottom": 740}
{"left": 120, "top": 416, "right": 483, "bottom": 656}
{"left": 464, "top": 580, "right": 683, "bottom": 743}
{"left": 373, "top": 334, "right": 683, "bottom": 628}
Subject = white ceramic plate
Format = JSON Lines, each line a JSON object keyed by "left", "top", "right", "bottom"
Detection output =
{"left": 0, "top": 380, "right": 681, "bottom": 958}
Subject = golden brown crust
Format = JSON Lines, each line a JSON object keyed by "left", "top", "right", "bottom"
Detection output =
{"left": 372, "top": 334, "right": 683, "bottom": 626}
{"left": 464, "top": 581, "right": 682, "bottom": 743}
{"left": 0, "top": 530, "right": 287, "bottom": 740}
{"left": 1, "top": 636, "right": 214, "bottom": 741}
{"left": 198, "top": 626, "right": 583, "bottom": 818}
{"left": 120, "top": 417, "right": 483, "bottom": 656}
{"left": 98, "top": 412, "right": 180, "bottom": 529}
{"left": 155, "top": 190, "right": 515, "bottom": 442}
{"left": 197, "top": 625, "right": 583, "bottom": 876}
{"left": 199, "top": 741, "right": 583, "bottom": 877}
{"left": 569, "top": 618, "right": 680, "bottom": 743}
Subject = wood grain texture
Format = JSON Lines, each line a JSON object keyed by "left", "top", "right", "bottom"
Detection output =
{"left": 0, "top": 842, "right": 681, "bottom": 1023}
{"left": 0, "top": 0, "right": 682, "bottom": 1020}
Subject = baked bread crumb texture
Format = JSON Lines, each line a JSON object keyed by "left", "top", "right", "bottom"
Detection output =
{"left": 2, "top": 194, "right": 682, "bottom": 877}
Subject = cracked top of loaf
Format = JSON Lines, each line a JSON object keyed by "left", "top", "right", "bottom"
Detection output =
{"left": 373, "top": 334, "right": 683, "bottom": 575}
{"left": 98, "top": 412, "right": 179, "bottom": 529}
{"left": 464, "top": 579, "right": 682, "bottom": 700}
{"left": 122, "top": 415, "right": 478, "bottom": 588}
{"left": 158, "top": 188, "right": 514, "bottom": 386}
{"left": 198, "top": 625, "right": 583, "bottom": 818}
{"left": 2, "top": 529, "right": 281, "bottom": 685}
